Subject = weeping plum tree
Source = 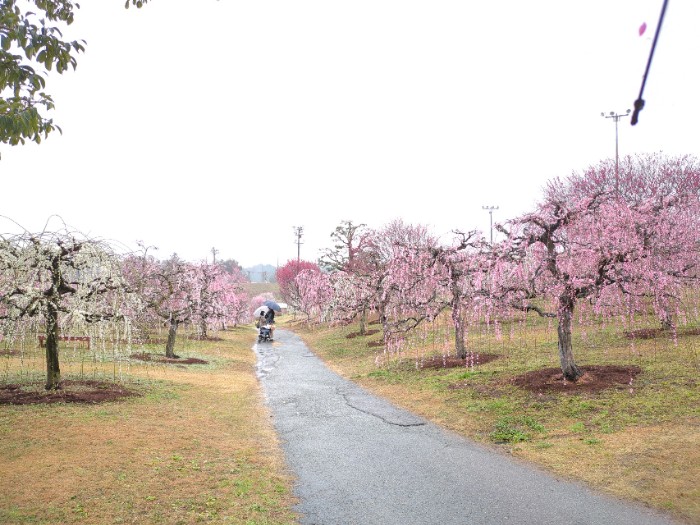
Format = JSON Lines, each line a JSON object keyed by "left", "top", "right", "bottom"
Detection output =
{"left": 218, "top": 268, "right": 251, "bottom": 328}
{"left": 195, "top": 262, "right": 223, "bottom": 338}
{"left": 428, "top": 231, "right": 490, "bottom": 359}
{"left": 319, "top": 220, "right": 375, "bottom": 332}
{"left": 276, "top": 259, "right": 320, "bottom": 311}
{"left": 327, "top": 269, "right": 377, "bottom": 332}
{"left": 560, "top": 153, "right": 700, "bottom": 329}
{"left": 370, "top": 220, "right": 436, "bottom": 338}
{"left": 194, "top": 261, "right": 250, "bottom": 334}
{"left": 382, "top": 230, "right": 490, "bottom": 359}
{"left": 0, "top": 222, "right": 126, "bottom": 389}
{"left": 496, "top": 156, "right": 700, "bottom": 381}
{"left": 126, "top": 253, "right": 199, "bottom": 358}
{"left": 295, "top": 268, "right": 333, "bottom": 323}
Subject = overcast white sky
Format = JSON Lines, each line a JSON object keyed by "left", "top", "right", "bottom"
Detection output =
{"left": 1, "top": 0, "right": 699, "bottom": 269}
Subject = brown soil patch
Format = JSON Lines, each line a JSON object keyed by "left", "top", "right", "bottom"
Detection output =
{"left": 624, "top": 326, "right": 700, "bottom": 339}
{"left": 0, "top": 380, "right": 138, "bottom": 405}
{"left": 510, "top": 365, "right": 642, "bottom": 394}
{"left": 346, "top": 329, "right": 380, "bottom": 339}
{"left": 187, "top": 335, "right": 224, "bottom": 341}
{"left": 419, "top": 353, "right": 499, "bottom": 369}
{"left": 368, "top": 341, "right": 384, "bottom": 348}
{"left": 130, "top": 352, "right": 208, "bottom": 365}
{"left": 0, "top": 349, "right": 20, "bottom": 356}
{"left": 133, "top": 335, "right": 222, "bottom": 344}
{"left": 132, "top": 337, "right": 167, "bottom": 344}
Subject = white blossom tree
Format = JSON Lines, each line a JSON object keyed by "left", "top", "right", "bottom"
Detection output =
{"left": 0, "top": 219, "right": 127, "bottom": 389}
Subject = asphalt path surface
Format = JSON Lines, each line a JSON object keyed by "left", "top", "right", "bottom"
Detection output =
{"left": 254, "top": 328, "right": 679, "bottom": 525}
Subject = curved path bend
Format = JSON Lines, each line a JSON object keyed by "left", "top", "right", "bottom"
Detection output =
{"left": 254, "top": 328, "right": 679, "bottom": 525}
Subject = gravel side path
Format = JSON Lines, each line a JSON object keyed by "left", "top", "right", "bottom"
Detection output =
{"left": 254, "top": 328, "right": 679, "bottom": 525}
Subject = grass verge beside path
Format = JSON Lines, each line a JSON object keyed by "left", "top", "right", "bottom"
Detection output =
{"left": 290, "top": 318, "right": 700, "bottom": 525}
{"left": 0, "top": 326, "right": 297, "bottom": 525}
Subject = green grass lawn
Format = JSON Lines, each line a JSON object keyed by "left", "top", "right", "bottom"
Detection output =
{"left": 0, "top": 326, "right": 298, "bottom": 525}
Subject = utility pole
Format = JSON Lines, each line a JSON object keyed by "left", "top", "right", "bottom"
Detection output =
{"left": 211, "top": 247, "right": 219, "bottom": 263}
{"left": 482, "top": 206, "right": 499, "bottom": 244}
{"left": 292, "top": 226, "right": 304, "bottom": 263}
{"left": 601, "top": 109, "right": 631, "bottom": 194}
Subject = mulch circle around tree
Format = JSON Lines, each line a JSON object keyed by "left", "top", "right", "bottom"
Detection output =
{"left": 0, "top": 349, "right": 20, "bottom": 357}
{"left": 186, "top": 335, "right": 223, "bottom": 342}
{"left": 509, "top": 365, "right": 642, "bottom": 394}
{"left": 132, "top": 335, "right": 222, "bottom": 345}
{"left": 0, "top": 380, "right": 139, "bottom": 405}
{"left": 624, "top": 326, "right": 700, "bottom": 339}
{"left": 130, "top": 353, "right": 208, "bottom": 365}
{"left": 368, "top": 341, "right": 384, "bottom": 348}
{"left": 346, "top": 330, "right": 380, "bottom": 339}
{"left": 419, "top": 354, "right": 500, "bottom": 369}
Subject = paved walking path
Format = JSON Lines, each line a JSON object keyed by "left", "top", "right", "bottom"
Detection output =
{"left": 254, "top": 328, "right": 679, "bottom": 525}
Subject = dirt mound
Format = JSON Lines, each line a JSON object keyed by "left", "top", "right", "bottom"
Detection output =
{"left": 130, "top": 352, "right": 208, "bottom": 365}
{"left": 419, "top": 353, "right": 499, "bottom": 369}
{"left": 346, "top": 330, "right": 380, "bottom": 339}
{"left": 510, "top": 365, "right": 642, "bottom": 394}
{"left": 0, "top": 380, "right": 138, "bottom": 405}
{"left": 624, "top": 327, "right": 700, "bottom": 339}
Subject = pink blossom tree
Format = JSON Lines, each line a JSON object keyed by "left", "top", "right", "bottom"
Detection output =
{"left": 327, "top": 270, "right": 377, "bottom": 331}
{"left": 128, "top": 254, "right": 199, "bottom": 358}
{"left": 382, "top": 230, "right": 490, "bottom": 359}
{"left": 349, "top": 220, "right": 437, "bottom": 337}
{"left": 192, "top": 262, "right": 248, "bottom": 337}
{"left": 555, "top": 152, "right": 700, "bottom": 329}
{"left": 496, "top": 155, "right": 700, "bottom": 381}
{"left": 218, "top": 269, "right": 250, "bottom": 328}
{"left": 276, "top": 260, "right": 321, "bottom": 311}
{"left": 295, "top": 269, "right": 333, "bottom": 323}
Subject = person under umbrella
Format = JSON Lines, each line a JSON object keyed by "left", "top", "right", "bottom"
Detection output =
{"left": 256, "top": 310, "right": 266, "bottom": 328}
{"left": 254, "top": 305, "right": 269, "bottom": 328}
{"left": 264, "top": 307, "right": 276, "bottom": 339}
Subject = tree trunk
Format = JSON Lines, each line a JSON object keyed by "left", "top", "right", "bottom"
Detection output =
{"left": 45, "top": 300, "right": 61, "bottom": 390}
{"left": 359, "top": 304, "right": 367, "bottom": 335}
{"left": 200, "top": 319, "right": 208, "bottom": 339}
{"left": 379, "top": 302, "right": 389, "bottom": 342}
{"left": 165, "top": 318, "right": 179, "bottom": 358}
{"left": 660, "top": 308, "right": 674, "bottom": 330}
{"left": 452, "top": 291, "right": 466, "bottom": 359}
{"left": 557, "top": 293, "right": 582, "bottom": 381}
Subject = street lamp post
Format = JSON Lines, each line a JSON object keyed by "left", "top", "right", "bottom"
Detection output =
{"left": 482, "top": 206, "right": 499, "bottom": 244}
{"left": 601, "top": 109, "right": 631, "bottom": 194}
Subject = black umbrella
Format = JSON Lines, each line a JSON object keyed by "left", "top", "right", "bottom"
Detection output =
{"left": 264, "top": 300, "right": 282, "bottom": 312}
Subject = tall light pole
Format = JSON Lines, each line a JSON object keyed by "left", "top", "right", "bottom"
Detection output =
{"left": 292, "top": 226, "right": 304, "bottom": 263}
{"left": 601, "top": 109, "right": 631, "bottom": 194}
{"left": 482, "top": 206, "right": 499, "bottom": 244}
